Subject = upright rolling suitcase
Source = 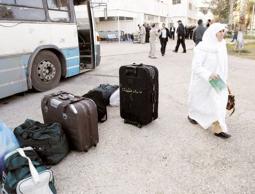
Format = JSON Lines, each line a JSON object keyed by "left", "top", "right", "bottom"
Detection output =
{"left": 41, "top": 91, "right": 99, "bottom": 152}
{"left": 119, "top": 63, "right": 158, "bottom": 127}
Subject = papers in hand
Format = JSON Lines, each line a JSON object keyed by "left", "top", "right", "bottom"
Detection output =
{"left": 209, "top": 77, "right": 226, "bottom": 93}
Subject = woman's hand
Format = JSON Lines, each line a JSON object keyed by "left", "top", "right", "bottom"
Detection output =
{"left": 209, "top": 73, "right": 219, "bottom": 80}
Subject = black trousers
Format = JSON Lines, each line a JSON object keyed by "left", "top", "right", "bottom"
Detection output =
{"left": 160, "top": 38, "right": 168, "bottom": 55}
{"left": 175, "top": 36, "right": 186, "bottom": 52}
{"left": 170, "top": 32, "right": 175, "bottom": 40}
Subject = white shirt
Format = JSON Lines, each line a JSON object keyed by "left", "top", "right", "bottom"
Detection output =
{"left": 161, "top": 28, "right": 167, "bottom": 38}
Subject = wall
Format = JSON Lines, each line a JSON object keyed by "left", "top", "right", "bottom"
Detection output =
{"left": 96, "top": 20, "right": 138, "bottom": 33}
{"left": 93, "top": 0, "right": 169, "bottom": 33}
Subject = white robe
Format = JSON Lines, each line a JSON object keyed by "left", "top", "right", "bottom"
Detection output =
{"left": 188, "top": 23, "right": 229, "bottom": 132}
{"left": 149, "top": 27, "right": 159, "bottom": 57}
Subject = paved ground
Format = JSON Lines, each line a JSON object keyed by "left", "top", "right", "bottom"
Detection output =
{"left": 1, "top": 40, "right": 255, "bottom": 194}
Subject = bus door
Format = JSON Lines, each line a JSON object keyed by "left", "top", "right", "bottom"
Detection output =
{"left": 74, "top": 0, "right": 98, "bottom": 71}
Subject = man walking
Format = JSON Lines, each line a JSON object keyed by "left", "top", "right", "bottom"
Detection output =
{"left": 159, "top": 23, "right": 171, "bottom": 56}
{"left": 169, "top": 24, "right": 175, "bottom": 40}
{"left": 173, "top": 20, "right": 186, "bottom": 53}
{"left": 145, "top": 24, "right": 151, "bottom": 43}
{"left": 193, "top": 19, "right": 206, "bottom": 45}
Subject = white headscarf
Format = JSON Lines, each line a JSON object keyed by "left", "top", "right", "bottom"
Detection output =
{"left": 202, "top": 23, "right": 226, "bottom": 43}
{"left": 198, "top": 23, "right": 227, "bottom": 52}
{"left": 196, "top": 23, "right": 228, "bottom": 81}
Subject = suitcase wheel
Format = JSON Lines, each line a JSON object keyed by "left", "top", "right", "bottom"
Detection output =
{"left": 93, "top": 143, "right": 97, "bottom": 147}
{"left": 137, "top": 124, "right": 142, "bottom": 128}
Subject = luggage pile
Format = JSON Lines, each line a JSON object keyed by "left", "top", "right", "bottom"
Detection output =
{"left": 0, "top": 63, "right": 158, "bottom": 193}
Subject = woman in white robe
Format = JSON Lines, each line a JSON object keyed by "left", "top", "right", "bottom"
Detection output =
{"left": 188, "top": 23, "right": 231, "bottom": 139}
{"left": 149, "top": 23, "right": 160, "bottom": 59}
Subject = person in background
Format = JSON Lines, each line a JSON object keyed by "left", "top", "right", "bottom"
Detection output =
{"left": 188, "top": 23, "right": 231, "bottom": 139}
{"left": 169, "top": 24, "right": 175, "bottom": 40}
{"left": 159, "top": 23, "right": 171, "bottom": 56}
{"left": 149, "top": 23, "right": 160, "bottom": 59}
{"left": 206, "top": 19, "right": 212, "bottom": 28}
{"left": 137, "top": 24, "right": 141, "bottom": 31}
{"left": 231, "top": 29, "right": 238, "bottom": 42}
{"left": 236, "top": 28, "right": 244, "bottom": 50}
{"left": 145, "top": 24, "right": 151, "bottom": 43}
{"left": 193, "top": 19, "right": 206, "bottom": 45}
{"left": 173, "top": 20, "right": 186, "bottom": 53}
{"left": 140, "top": 24, "right": 146, "bottom": 44}
{"left": 185, "top": 25, "right": 188, "bottom": 39}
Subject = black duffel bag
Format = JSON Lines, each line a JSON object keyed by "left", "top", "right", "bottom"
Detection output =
{"left": 83, "top": 84, "right": 118, "bottom": 123}
{"left": 83, "top": 90, "right": 108, "bottom": 123}
{"left": 90, "top": 84, "right": 119, "bottom": 106}
{"left": 14, "top": 119, "right": 69, "bottom": 165}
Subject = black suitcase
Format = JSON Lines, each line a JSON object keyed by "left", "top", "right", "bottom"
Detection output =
{"left": 119, "top": 63, "right": 158, "bottom": 127}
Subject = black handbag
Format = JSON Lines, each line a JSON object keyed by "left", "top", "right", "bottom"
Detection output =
{"left": 227, "top": 87, "right": 235, "bottom": 116}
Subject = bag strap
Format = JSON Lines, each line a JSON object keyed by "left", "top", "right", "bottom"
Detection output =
{"left": 17, "top": 148, "right": 40, "bottom": 184}
{"left": 99, "top": 109, "right": 107, "bottom": 123}
{"left": 227, "top": 86, "right": 232, "bottom": 95}
{"left": 229, "top": 107, "right": 235, "bottom": 116}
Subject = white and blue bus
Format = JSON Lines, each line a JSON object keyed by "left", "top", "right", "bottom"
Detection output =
{"left": 0, "top": 0, "right": 101, "bottom": 99}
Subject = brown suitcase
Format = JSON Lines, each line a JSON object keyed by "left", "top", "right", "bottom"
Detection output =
{"left": 41, "top": 91, "right": 99, "bottom": 152}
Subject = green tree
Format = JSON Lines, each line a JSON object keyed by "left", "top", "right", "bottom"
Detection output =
{"left": 210, "top": 0, "right": 230, "bottom": 22}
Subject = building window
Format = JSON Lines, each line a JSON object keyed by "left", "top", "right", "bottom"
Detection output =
{"left": 99, "top": 16, "right": 133, "bottom": 22}
{"left": 172, "top": 0, "right": 181, "bottom": 5}
{"left": 160, "top": 16, "right": 166, "bottom": 23}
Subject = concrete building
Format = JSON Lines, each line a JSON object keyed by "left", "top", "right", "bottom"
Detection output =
{"left": 92, "top": 0, "right": 169, "bottom": 34}
{"left": 92, "top": 0, "right": 202, "bottom": 36}
{"left": 168, "top": 0, "right": 197, "bottom": 27}
{"left": 194, "top": 0, "right": 214, "bottom": 25}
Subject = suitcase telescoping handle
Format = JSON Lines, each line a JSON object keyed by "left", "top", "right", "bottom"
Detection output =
{"left": 125, "top": 63, "right": 142, "bottom": 76}
{"left": 132, "top": 63, "right": 143, "bottom": 67}
{"left": 43, "top": 92, "right": 86, "bottom": 118}
{"left": 57, "top": 96, "right": 85, "bottom": 117}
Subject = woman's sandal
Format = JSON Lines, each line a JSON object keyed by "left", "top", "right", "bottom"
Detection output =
{"left": 214, "top": 132, "right": 231, "bottom": 139}
{"left": 187, "top": 116, "right": 198, "bottom": 125}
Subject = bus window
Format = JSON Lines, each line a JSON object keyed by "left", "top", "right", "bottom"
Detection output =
{"left": 75, "top": 3, "right": 95, "bottom": 69}
{"left": 0, "top": 6, "right": 14, "bottom": 19}
{"left": 47, "top": 0, "right": 70, "bottom": 22}
{"left": 0, "top": 0, "right": 14, "bottom": 4}
{"left": 75, "top": 4, "right": 90, "bottom": 29}
{"left": 47, "top": 0, "right": 68, "bottom": 10}
{"left": 16, "top": 0, "right": 43, "bottom": 8}
{"left": 0, "top": 0, "right": 46, "bottom": 21}
{"left": 0, "top": 6, "right": 46, "bottom": 21}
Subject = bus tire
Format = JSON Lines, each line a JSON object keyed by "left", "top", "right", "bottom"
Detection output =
{"left": 31, "top": 51, "right": 62, "bottom": 92}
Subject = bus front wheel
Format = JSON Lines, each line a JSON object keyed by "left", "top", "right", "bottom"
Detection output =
{"left": 31, "top": 51, "right": 61, "bottom": 92}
